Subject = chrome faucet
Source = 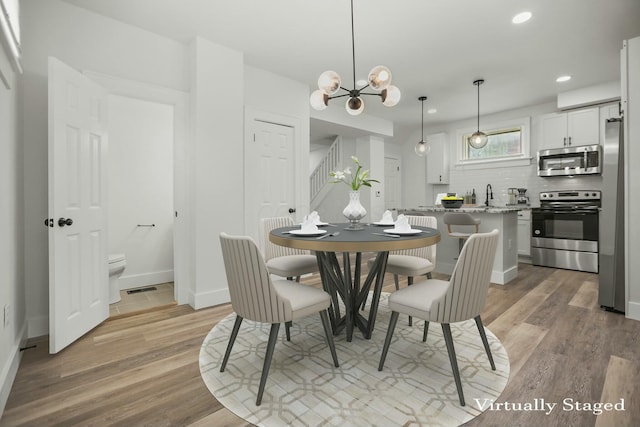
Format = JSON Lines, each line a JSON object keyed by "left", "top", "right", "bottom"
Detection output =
{"left": 485, "top": 184, "right": 494, "bottom": 207}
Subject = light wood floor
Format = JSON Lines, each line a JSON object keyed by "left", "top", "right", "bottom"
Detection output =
{"left": 2, "top": 263, "right": 640, "bottom": 426}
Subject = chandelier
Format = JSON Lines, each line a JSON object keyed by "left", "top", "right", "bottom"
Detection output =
{"left": 309, "top": 0, "right": 400, "bottom": 116}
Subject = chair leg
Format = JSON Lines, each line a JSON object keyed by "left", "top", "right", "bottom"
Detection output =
{"left": 408, "top": 276, "right": 414, "bottom": 326}
{"left": 442, "top": 323, "right": 465, "bottom": 406}
{"left": 256, "top": 323, "right": 280, "bottom": 406}
{"left": 422, "top": 321, "right": 429, "bottom": 342}
{"left": 378, "top": 311, "right": 400, "bottom": 371}
{"left": 220, "top": 315, "right": 243, "bottom": 372}
{"left": 475, "top": 315, "right": 496, "bottom": 370}
{"left": 393, "top": 274, "right": 400, "bottom": 290}
{"left": 319, "top": 310, "right": 339, "bottom": 367}
{"left": 285, "top": 321, "right": 292, "bottom": 341}
{"left": 295, "top": 276, "right": 301, "bottom": 282}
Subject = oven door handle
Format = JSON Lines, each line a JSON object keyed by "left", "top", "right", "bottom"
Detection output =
{"left": 534, "top": 208, "right": 597, "bottom": 215}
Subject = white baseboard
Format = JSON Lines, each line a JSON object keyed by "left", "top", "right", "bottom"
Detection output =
{"left": 191, "top": 287, "right": 230, "bottom": 310}
{"left": 1, "top": 321, "right": 27, "bottom": 417}
{"left": 626, "top": 301, "right": 640, "bottom": 321}
{"left": 119, "top": 270, "right": 174, "bottom": 290}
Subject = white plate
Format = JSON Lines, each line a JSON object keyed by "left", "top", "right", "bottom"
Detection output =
{"left": 373, "top": 221, "right": 395, "bottom": 226}
{"left": 289, "top": 229, "right": 327, "bottom": 236}
{"left": 383, "top": 228, "right": 423, "bottom": 236}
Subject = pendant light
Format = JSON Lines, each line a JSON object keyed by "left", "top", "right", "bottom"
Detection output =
{"left": 414, "top": 96, "right": 430, "bottom": 156}
{"left": 309, "top": 0, "right": 400, "bottom": 116}
{"left": 469, "top": 79, "right": 488, "bottom": 149}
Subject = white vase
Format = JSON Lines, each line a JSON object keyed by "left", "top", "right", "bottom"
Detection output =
{"left": 343, "top": 190, "right": 367, "bottom": 230}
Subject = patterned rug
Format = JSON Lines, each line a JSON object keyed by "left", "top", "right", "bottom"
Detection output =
{"left": 199, "top": 293, "right": 509, "bottom": 427}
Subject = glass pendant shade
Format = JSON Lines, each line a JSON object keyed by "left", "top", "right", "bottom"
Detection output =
{"left": 415, "top": 140, "right": 431, "bottom": 157}
{"left": 310, "top": 89, "right": 329, "bottom": 110}
{"left": 318, "top": 70, "right": 341, "bottom": 95}
{"left": 367, "top": 65, "right": 392, "bottom": 91}
{"left": 469, "top": 131, "right": 488, "bottom": 149}
{"left": 382, "top": 85, "right": 401, "bottom": 106}
{"left": 346, "top": 97, "right": 364, "bottom": 115}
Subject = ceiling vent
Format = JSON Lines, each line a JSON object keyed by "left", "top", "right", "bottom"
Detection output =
{"left": 557, "top": 81, "right": 620, "bottom": 110}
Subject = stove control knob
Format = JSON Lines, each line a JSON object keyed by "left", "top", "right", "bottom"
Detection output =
{"left": 584, "top": 193, "right": 589, "bottom": 197}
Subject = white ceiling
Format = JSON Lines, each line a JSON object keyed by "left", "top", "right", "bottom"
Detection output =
{"left": 62, "top": 0, "right": 640, "bottom": 142}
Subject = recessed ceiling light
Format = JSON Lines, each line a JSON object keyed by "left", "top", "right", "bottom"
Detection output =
{"left": 427, "top": 108, "right": 437, "bottom": 114}
{"left": 512, "top": 11, "right": 532, "bottom": 24}
{"left": 556, "top": 75, "right": 572, "bottom": 82}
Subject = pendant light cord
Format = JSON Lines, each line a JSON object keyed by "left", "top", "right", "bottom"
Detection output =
{"left": 350, "top": 0, "right": 356, "bottom": 89}
{"left": 421, "top": 98, "right": 425, "bottom": 141}
{"left": 476, "top": 82, "right": 480, "bottom": 131}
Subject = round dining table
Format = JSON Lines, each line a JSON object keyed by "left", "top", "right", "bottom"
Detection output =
{"left": 269, "top": 222, "right": 440, "bottom": 341}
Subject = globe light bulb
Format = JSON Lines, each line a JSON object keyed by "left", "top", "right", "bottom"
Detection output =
{"left": 346, "top": 97, "right": 364, "bottom": 115}
{"left": 368, "top": 65, "right": 392, "bottom": 91}
{"left": 415, "top": 140, "right": 431, "bottom": 157}
{"left": 469, "top": 131, "right": 488, "bottom": 149}
{"left": 310, "top": 89, "right": 329, "bottom": 111}
{"left": 382, "top": 85, "right": 401, "bottom": 107}
{"left": 318, "top": 70, "right": 341, "bottom": 95}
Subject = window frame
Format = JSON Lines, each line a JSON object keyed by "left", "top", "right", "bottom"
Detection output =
{"left": 455, "top": 116, "right": 532, "bottom": 170}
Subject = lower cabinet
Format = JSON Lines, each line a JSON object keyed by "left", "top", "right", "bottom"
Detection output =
{"left": 517, "top": 209, "right": 531, "bottom": 257}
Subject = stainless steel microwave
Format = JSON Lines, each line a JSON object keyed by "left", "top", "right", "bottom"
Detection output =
{"left": 537, "top": 144, "right": 602, "bottom": 177}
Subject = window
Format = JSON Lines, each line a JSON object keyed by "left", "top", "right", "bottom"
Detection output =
{"left": 0, "top": 0, "right": 22, "bottom": 88}
{"left": 462, "top": 127, "right": 522, "bottom": 160}
{"left": 456, "top": 117, "right": 531, "bottom": 169}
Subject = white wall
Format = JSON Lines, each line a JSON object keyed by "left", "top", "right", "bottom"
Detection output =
{"left": 188, "top": 37, "right": 244, "bottom": 309}
{"left": 108, "top": 94, "right": 174, "bottom": 290}
{"left": 21, "top": 0, "right": 188, "bottom": 335}
{"left": 0, "top": 43, "right": 26, "bottom": 415}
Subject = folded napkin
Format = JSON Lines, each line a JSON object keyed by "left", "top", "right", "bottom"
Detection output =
{"left": 380, "top": 210, "right": 394, "bottom": 223}
{"left": 393, "top": 214, "right": 412, "bottom": 232}
{"left": 300, "top": 215, "right": 319, "bottom": 233}
{"left": 308, "top": 210, "right": 322, "bottom": 225}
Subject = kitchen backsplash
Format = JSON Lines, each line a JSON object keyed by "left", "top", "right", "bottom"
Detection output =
{"left": 444, "top": 163, "right": 603, "bottom": 207}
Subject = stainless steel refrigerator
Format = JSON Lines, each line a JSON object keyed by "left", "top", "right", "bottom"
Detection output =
{"left": 599, "top": 117, "right": 625, "bottom": 312}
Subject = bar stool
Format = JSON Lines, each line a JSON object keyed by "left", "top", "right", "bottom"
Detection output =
{"left": 443, "top": 212, "right": 480, "bottom": 255}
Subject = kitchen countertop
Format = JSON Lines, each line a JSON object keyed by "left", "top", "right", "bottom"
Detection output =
{"left": 401, "top": 205, "right": 527, "bottom": 214}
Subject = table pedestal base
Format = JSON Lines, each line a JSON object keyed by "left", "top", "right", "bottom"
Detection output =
{"left": 316, "top": 251, "right": 389, "bottom": 341}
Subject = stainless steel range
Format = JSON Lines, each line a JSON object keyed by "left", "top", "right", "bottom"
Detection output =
{"left": 531, "top": 190, "right": 600, "bottom": 273}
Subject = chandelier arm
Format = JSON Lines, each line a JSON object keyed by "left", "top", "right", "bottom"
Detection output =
{"left": 327, "top": 93, "right": 351, "bottom": 100}
{"left": 350, "top": 0, "right": 356, "bottom": 89}
{"left": 359, "top": 92, "right": 383, "bottom": 97}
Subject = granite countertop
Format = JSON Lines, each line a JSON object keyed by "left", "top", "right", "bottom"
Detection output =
{"left": 401, "top": 205, "right": 526, "bottom": 214}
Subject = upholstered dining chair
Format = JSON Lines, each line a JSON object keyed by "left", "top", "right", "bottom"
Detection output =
{"left": 365, "top": 215, "right": 437, "bottom": 326}
{"left": 219, "top": 232, "right": 339, "bottom": 406}
{"left": 378, "top": 229, "right": 500, "bottom": 406}
{"left": 260, "top": 216, "right": 319, "bottom": 281}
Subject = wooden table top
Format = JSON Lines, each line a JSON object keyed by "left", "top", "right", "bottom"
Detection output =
{"left": 269, "top": 223, "right": 440, "bottom": 252}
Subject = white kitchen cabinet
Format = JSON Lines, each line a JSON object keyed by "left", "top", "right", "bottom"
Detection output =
{"left": 426, "top": 132, "right": 449, "bottom": 184}
{"left": 517, "top": 209, "right": 531, "bottom": 257}
{"left": 539, "top": 107, "right": 600, "bottom": 150}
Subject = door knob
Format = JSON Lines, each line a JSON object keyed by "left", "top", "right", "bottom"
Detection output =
{"left": 58, "top": 217, "right": 73, "bottom": 227}
{"left": 44, "top": 218, "right": 54, "bottom": 227}
{"left": 288, "top": 208, "right": 296, "bottom": 214}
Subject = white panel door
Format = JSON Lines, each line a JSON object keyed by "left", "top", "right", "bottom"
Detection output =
{"left": 384, "top": 157, "right": 401, "bottom": 210}
{"left": 48, "top": 57, "right": 109, "bottom": 354}
{"left": 245, "top": 119, "right": 295, "bottom": 242}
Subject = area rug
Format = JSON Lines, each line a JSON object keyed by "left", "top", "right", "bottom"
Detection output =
{"left": 199, "top": 293, "right": 509, "bottom": 427}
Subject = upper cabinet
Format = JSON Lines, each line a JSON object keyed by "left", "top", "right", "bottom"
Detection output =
{"left": 426, "top": 132, "right": 449, "bottom": 184}
{"left": 539, "top": 107, "right": 600, "bottom": 150}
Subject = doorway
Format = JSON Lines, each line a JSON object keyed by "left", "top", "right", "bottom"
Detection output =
{"left": 107, "top": 94, "right": 176, "bottom": 316}
{"left": 384, "top": 156, "right": 401, "bottom": 210}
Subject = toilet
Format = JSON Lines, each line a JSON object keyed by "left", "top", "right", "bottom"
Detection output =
{"left": 108, "top": 253, "right": 126, "bottom": 304}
